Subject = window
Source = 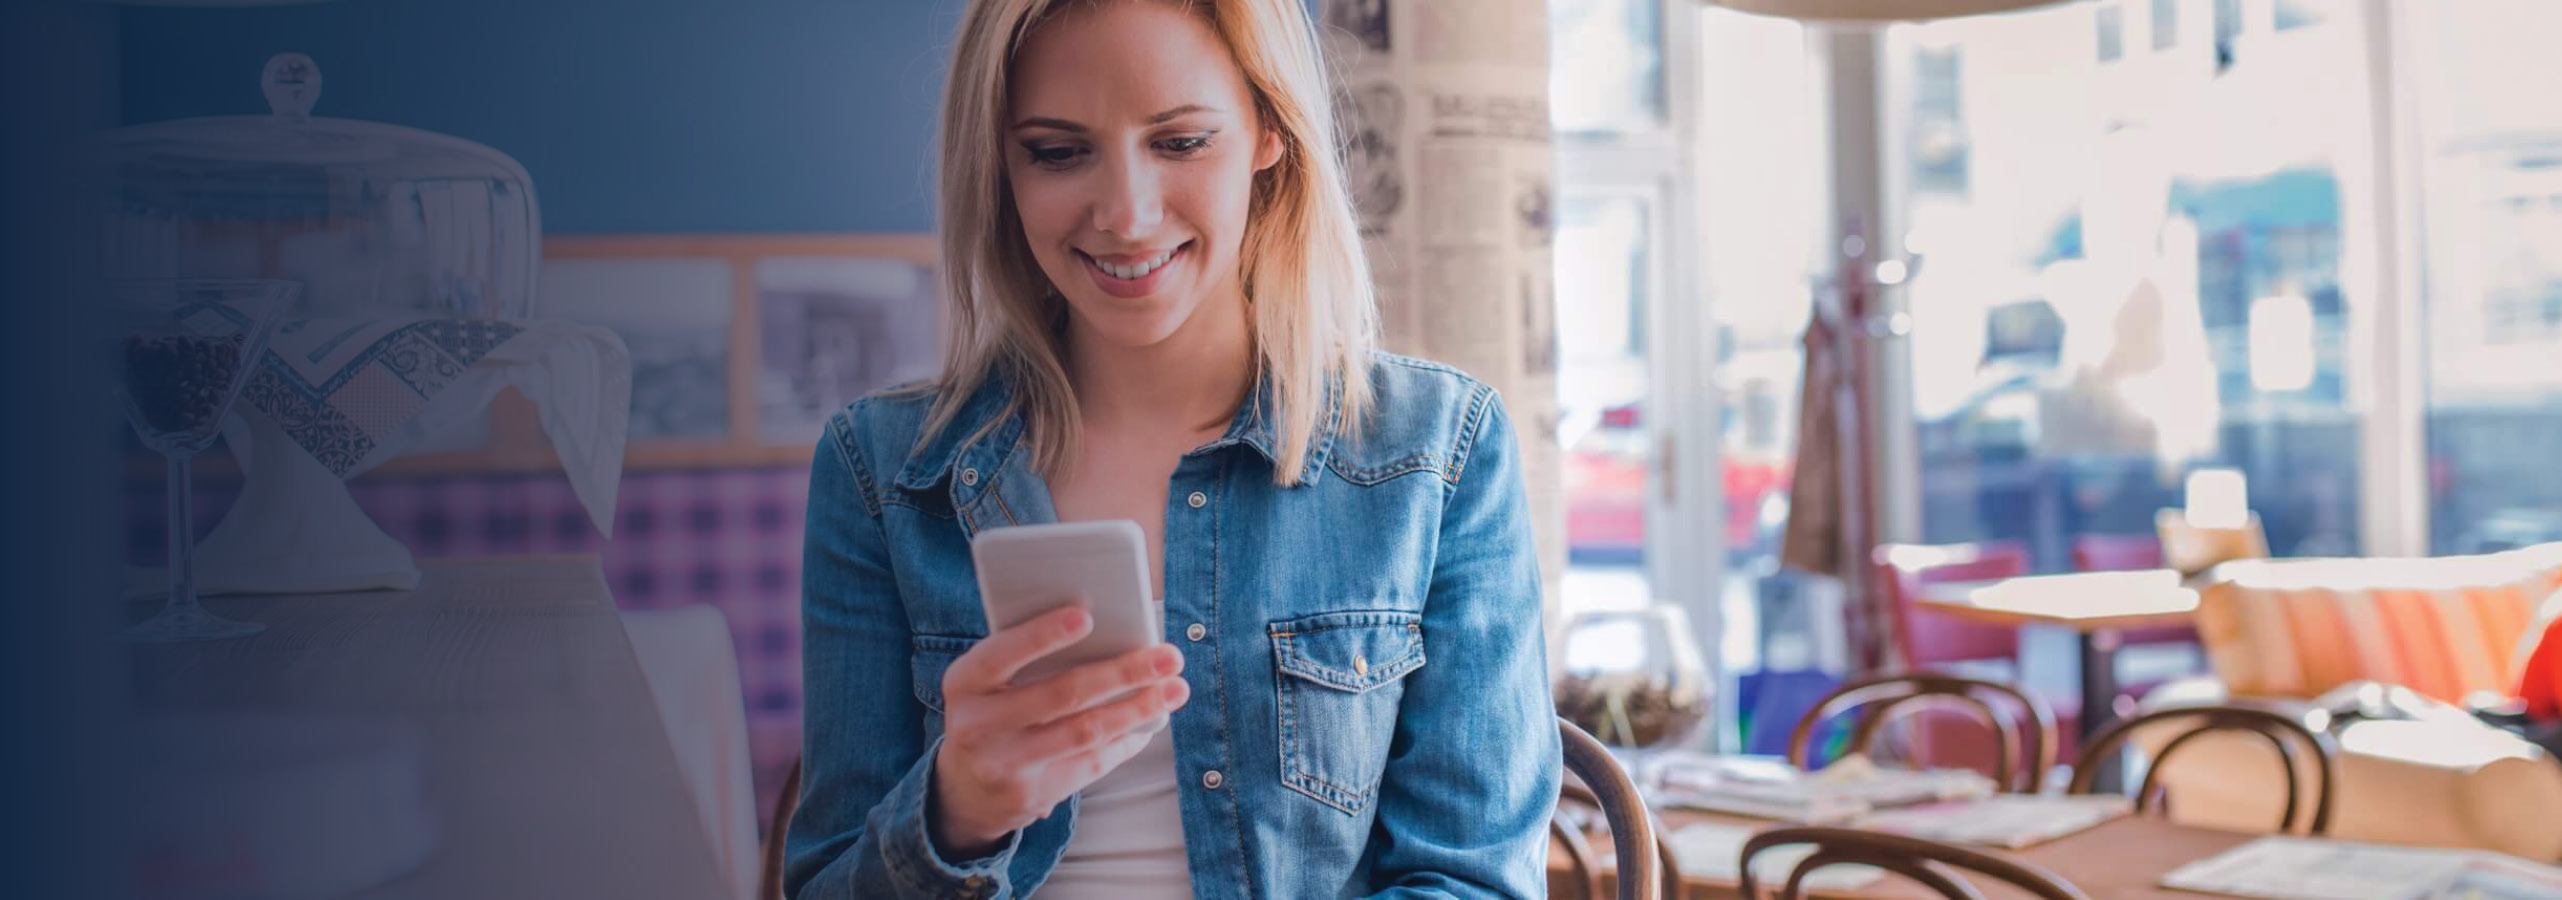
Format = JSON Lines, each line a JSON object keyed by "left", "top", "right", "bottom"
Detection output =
{"left": 2096, "top": 5, "right": 2125, "bottom": 64}
{"left": 1886, "top": 0, "right": 2371, "bottom": 567}
{"left": 1551, "top": 0, "right": 1667, "bottom": 138}
{"left": 2213, "top": 0, "right": 2244, "bottom": 69}
{"left": 1551, "top": 0, "right": 1677, "bottom": 619}
{"left": 2408, "top": 0, "right": 2562, "bottom": 553}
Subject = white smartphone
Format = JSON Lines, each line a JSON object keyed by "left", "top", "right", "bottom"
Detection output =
{"left": 970, "top": 520, "right": 1161, "bottom": 686}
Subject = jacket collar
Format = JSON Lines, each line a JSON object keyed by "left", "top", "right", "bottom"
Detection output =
{"left": 892, "top": 364, "right": 1337, "bottom": 491}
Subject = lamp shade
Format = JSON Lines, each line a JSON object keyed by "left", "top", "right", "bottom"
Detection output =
{"left": 1700, "top": 0, "right": 2063, "bottom": 22}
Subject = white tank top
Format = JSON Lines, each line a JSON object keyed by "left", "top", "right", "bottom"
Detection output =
{"left": 1034, "top": 722, "right": 1196, "bottom": 899}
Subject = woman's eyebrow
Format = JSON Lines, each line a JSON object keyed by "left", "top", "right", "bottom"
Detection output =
{"left": 1011, "top": 104, "right": 1222, "bottom": 132}
{"left": 1144, "top": 103, "right": 1217, "bottom": 124}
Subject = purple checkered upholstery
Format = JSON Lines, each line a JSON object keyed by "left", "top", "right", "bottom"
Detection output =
{"left": 131, "top": 464, "right": 816, "bottom": 823}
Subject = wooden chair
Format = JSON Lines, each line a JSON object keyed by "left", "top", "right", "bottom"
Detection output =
{"left": 1739, "top": 826, "right": 2093, "bottom": 900}
{"left": 1874, "top": 542, "right": 2034, "bottom": 670}
{"left": 2067, "top": 704, "right": 2338, "bottom": 835}
{"left": 1559, "top": 717, "right": 1665, "bottom": 900}
{"left": 1787, "top": 672, "right": 2058, "bottom": 793}
{"left": 1554, "top": 776, "right": 1687, "bottom": 900}
{"left": 758, "top": 757, "right": 802, "bottom": 900}
{"left": 2156, "top": 509, "right": 2270, "bottom": 580}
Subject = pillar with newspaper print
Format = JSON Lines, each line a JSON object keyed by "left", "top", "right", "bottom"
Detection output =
{"left": 1320, "top": 0, "right": 1565, "bottom": 628}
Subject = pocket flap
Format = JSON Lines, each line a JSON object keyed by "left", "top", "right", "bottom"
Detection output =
{"left": 910, "top": 634, "right": 977, "bottom": 712}
{"left": 1270, "top": 611, "right": 1425, "bottom": 693}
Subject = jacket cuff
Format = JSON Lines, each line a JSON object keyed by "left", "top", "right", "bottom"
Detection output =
{"left": 870, "top": 737, "right": 1021, "bottom": 899}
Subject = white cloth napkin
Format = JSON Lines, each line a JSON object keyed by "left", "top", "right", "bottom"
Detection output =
{"left": 127, "top": 318, "right": 630, "bottom": 597}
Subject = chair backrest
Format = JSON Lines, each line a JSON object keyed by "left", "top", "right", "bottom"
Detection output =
{"left": 1787, "top": 672, "right": 2057, "bottom": 793}
{"left": 2067, "top": 704, "right": 2337, "bottom": 835}
{"left": 1555, "top": 776, "right": 1687, "bottom": 900}
{"left": 759, "top": 757, "right": 802, "bottom": 900}
{"left": 2157, "top": 510, "right": 2271, "bottom": 579}
{"left": 1875, "top": 543, "right": 2032, "bottom": 666}
{"left": 1560, "top": 717, "right": 1662, "bottom": 900}
{"left": 1739, "top": 826, "right": 2093, "bottom": 900}
{"left": 2071, "top": 534, "right": 2164, "bottom": 572}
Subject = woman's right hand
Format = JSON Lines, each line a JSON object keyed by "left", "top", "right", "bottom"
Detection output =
{"left": 927, "top": 604, "right": 1191, "bottom": 860}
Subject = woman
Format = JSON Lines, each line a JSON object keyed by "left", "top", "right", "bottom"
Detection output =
{"left": 786, "top": 0, "right": 1558, "bottom": 897}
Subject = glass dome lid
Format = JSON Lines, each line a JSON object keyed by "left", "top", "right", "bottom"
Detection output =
{"left": 97, "top": 52, "right": 543, "bottom": 319}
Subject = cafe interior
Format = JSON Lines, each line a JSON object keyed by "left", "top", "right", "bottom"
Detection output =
{"left": 89, "top": 0, "right": 2562, "bottom": 897}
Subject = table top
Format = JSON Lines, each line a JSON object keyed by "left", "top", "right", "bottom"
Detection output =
{"left": 1913, "top": 569, "right": 2200, "bottom": 633}
{"left": 1552, "top": 806, "right": 2262, "bottom": 900}
{"left": 129, "top": 556, "right": 730, "bottom": 900}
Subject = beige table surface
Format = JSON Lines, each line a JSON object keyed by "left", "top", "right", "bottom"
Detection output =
{"left": 1913, "top": 570, "right": 2200, "bottom": 633}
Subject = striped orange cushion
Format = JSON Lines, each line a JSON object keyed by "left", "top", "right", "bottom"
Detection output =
{"left": 2197, "top": 545, "right": 2562, "bottom": 702}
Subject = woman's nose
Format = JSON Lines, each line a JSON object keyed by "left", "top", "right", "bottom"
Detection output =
{"left": 1090, "top": 155, "right": 1165, "bottom": 238}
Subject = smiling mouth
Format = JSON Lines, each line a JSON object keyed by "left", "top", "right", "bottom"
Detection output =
{"left": 1075, "top": 241, "right": 1191, "bottom": 298}
{"left": 1079, "top": 242, "right": 1188, "bottom": 277}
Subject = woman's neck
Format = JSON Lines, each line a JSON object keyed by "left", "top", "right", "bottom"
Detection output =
{"left": 1065, "top": 294, "right": 1254, "bottom": 438}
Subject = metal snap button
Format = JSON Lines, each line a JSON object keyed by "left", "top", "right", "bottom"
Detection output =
{"left": 1186, "top": 491, "right": 1207, "bottom": 508}
{"left": 1185, "top": 622, "right": 1207, "bottom": 642}
{"left": 959, "top": 467, "right": 980, "bottom": 486}
{"left": 1201, "top": 769, "right": 1224, "bottom": 789}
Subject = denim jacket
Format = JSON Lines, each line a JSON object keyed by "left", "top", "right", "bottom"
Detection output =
{"left": 787, "top": 352, "right": 1559, "bottom": 900}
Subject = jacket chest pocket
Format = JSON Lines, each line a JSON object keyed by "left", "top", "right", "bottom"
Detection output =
{"left": 1270, "top": 611, "right": 1425, "bottom": 815}
{"left": 910, "top": 634, "right": 977, "bottom": 737}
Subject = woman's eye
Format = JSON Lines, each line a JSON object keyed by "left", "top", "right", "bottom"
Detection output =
{"left": 1024, "top": 144, "right": 1086, "bottom": 168}
{"left": 1158, "top": 136, "right": 1212, "bottom": 157}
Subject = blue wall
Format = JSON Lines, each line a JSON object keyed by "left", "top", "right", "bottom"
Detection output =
{"left": 119, "top": 0, "right": 965, "bottom": 234}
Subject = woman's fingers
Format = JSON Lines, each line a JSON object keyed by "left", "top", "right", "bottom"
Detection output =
{"left": 997, "top": 675, "right": 1190, "bottom": 768}
{"left": 995, "top": 644, "right": 1183, "bottom": 726}
{"left": 943, "top": 602, "right": 1089, "bottom": 698}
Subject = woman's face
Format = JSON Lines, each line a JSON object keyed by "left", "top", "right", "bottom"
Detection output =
{"left": 1006, "top": 0, "right": 1282, "bottom": 351}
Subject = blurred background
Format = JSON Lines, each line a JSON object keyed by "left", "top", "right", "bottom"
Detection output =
{"left": 19, "top": 0, "right": 2562, "bottom": 895}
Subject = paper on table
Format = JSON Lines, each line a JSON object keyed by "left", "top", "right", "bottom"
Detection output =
{"left": 1652, "top": 753, "right": 1998, "bottom": 824}
{"left": 1857, "top": 795, "right": 2133, "bottom": 849}
{"left": 1667, "top": 822, "right": 1884, "bottom": 893}
{"left": 2158, "top": 836, "right": 2540, "bottom": 900}
{"left": 2426, "top": 858, "right": 2562, "bottom": 900}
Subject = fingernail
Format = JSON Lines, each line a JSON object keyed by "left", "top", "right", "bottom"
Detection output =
{"left": 1154, "top": 647, "right": 1181, "bottom": 675}
{"left": 1060, "top": 608, "right": 1088, "bottom": 634}
{"left": 1161, "top": 681, "right": 1188, "bottom": 704}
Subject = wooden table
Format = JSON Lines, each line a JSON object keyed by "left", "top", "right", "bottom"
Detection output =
{"left": 1551, "top": 807, "right": 2261, "bottom": 899}
{"left": 1914, "top": 569, "right": 2199, "bottom": 745}
{"left": 129, "top": 556, "right": 730, "bottom": 900}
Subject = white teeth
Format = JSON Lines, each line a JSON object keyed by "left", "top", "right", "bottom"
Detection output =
{"left": 1095, "top": 248, "right": 1176, "bottom": 280}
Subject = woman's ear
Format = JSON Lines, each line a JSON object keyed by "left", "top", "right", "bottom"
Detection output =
{"left": 1253, "top": 127, "right": 1285, "bottom": 173}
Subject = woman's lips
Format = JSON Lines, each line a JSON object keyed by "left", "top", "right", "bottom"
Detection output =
{"left": 1079, "top": 242, "right": 1189, "bottom": 299}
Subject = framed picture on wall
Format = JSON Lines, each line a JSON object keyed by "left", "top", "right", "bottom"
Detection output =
{"left": 753, "top": 254, "right": 942, "bottom": 447}
{"left": 540, "top": 254, "right": 737, "bottom": 442}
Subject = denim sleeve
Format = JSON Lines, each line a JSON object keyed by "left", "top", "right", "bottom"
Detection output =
{"left": 786, "top": 409, "right": 1026, "bottom": 900}
{"left": 1362, "top": 388, "right": 1563, "bottom": 899}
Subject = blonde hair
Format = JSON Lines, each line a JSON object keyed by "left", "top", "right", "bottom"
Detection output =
{"left": 923, "top": 0, "right": 1377, "bottom": 485}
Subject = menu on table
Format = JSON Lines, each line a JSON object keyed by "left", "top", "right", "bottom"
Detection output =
{"left": 2159, "top": 836, "right": 2562, "bottom": 900}
{"left": 1649, "top": 753, "right": 1998, "bottom": 824}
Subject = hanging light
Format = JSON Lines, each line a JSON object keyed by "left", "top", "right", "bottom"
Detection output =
{"left": 1699, "top": 0, "right": 2064, "bottom": 22}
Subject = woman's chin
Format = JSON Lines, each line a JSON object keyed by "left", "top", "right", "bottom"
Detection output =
{"left": 1065, "top": 300, "right": 1194, "bottom": 349}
